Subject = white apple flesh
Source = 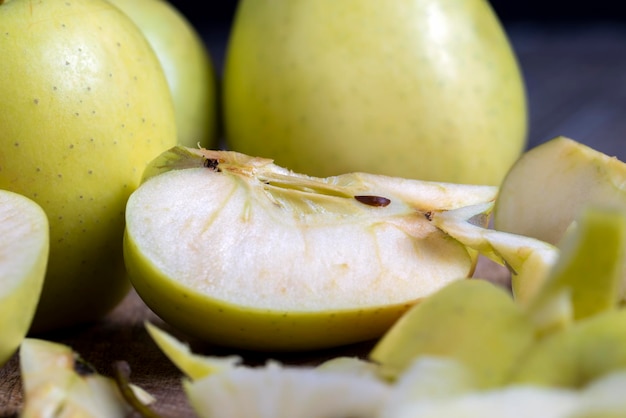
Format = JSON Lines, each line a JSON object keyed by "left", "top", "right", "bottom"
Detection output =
{"left": 124, "top": 147, "right": 498, "bottom": 351}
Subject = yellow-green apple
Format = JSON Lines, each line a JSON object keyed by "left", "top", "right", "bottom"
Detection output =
{"left": 107, "top": 0, "right": 219, "bottom": 148}
{"left": 124, "top": 146, "right": 498, "bottom": 351}
{"left": 222, "top": 0, "right": 527, "bottom": 185}
{"left": 369, "top": 279, "right": 535, "bottom": 388}
{"left": 0, "top": 0, "right": 177, "bottom": 332}
{"left": 0, "top": 191, "right": 48, "bottom": 367}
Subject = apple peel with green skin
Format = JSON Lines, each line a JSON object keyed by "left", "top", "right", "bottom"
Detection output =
{"left": 146, "top": 322, "right": 391, "bottom": 418}
{"left": 125, "top": 146, "right": 498, "bottom": 351}
{"left": 510, "top": 309, "right": 626, "bottom": 389}
{"left": 0, "top": 190, "right": 49, "bottom": 367}
{"left": 146, "top": 323, "right": 626, "bottom": 418}
{"left": 19, "top": 338, "right": 154, "bottom": 418}
{"left": 369, "top": 279, "right": 536, "bottom": 388}
{"left": 523, "top": 207, "right": 626, "bottom": 336}
{"left": 494, "top": 136, "right": 626, "bottom": 302}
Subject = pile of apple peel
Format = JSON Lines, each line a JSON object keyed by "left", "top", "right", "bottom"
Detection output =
{"left": 13, "top": 136, "right": 626, "bottom": 416}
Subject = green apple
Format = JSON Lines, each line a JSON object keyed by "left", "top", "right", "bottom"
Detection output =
{"left": 523, "top": 207, "right": 626, "bottom": 336}
{"left": 124, "top": 146, "right": 497, "bottom": 351}
{"left": 107, "top": 0, "right": 219, "bottom": 148}
{"left": 0, "top": 191, "right": 49, "bottom": 367}
{"left": 223, "top": 0, "right": 527, "bottom": 185}
{"left": 369, "top": 279, "right": 536, "bottom": 389}
{"left": 19, "top": 338, "right": 154, "bottom": 417}
{"left": 0, "top": 0, "right": 177, "bottom": 332}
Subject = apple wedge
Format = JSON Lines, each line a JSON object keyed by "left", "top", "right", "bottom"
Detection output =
{"left": 494, "top": 136, "right": 626, "bottom": 246}
{"left": 124, "top": 146, "right": 498, "bottom": 351}
{"left": 0, "top": 190, "right": 49, "bottom": 366}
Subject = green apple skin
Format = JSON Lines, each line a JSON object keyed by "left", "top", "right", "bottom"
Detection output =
{"left": 0, "top": 0, "right": 177, "bottom": 332}
{"left": 107, "top": 0, "right": 219, "bottom": 149}
{"left": 370, "top": 279, "right": 536, "bottom": 388}
{"left": 223, "top": 0, "right": 527, "bottom": 186}
{"left": 0, "top": 191, "right": 49, "bottom": 367}
{"left": 510, "top": 310, "right": 626, "bottom": 388}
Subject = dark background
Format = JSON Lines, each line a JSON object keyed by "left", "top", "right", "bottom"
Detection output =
{"left": 170, "top": 1, "right": 626, "bottom": 28}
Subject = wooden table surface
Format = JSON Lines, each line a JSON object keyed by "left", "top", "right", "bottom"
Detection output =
{"left": 2, "top": 21, "right": 625, "bottom": 417}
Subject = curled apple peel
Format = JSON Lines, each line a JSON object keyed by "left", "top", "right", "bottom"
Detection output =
{"left": 124, "top": 147, "right": 498, "bottom": 351}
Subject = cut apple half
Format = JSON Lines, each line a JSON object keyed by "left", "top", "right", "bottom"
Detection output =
{"left": 125, "top": 147, "right": 498, "bottom": 351}
{"left": 0, "top": 190, "right": 49, "bottom": 366}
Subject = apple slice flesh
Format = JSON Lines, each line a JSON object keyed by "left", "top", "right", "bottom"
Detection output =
{"left": 494, "top": 136, "right": 626, "bottom": 246}
{"left": 0, "top": 190, "right": 49, "bottom": 366}
{"left": 429, "top": 202, "right": 560, "bottom": 303}
{"left": 125, "top": 147, "right": 498, "bottom": 351}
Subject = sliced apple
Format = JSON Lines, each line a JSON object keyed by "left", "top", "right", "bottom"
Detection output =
{"left": 493, "top": 136, "right": 626, "bottom": 302}
{"left": 19, "top": 338, "right": 154, "bottom": 417}
{"left": 494, "top": 136, "right": 626, "bottom": 246}
{"left": 428, "top": 202, "right": 559, "bottom": 303}
{"left": 0, "top": 190, "right": 49, "bottom": 366}
{"left": 125, "top": 147, "right": 498, "bottom": 351}
{"left": 369, "top": 279, "right": 536, "bottom": 388}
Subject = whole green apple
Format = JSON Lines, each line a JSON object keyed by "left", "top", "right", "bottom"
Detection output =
{"left": 0, "top": 0, "right": 177, "bottom": 332}
{"left": 107, "top": 0, "right": 219, "bottom": 149}
{"left": 223, "top": 0, "right": 527, "bottom": 185}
